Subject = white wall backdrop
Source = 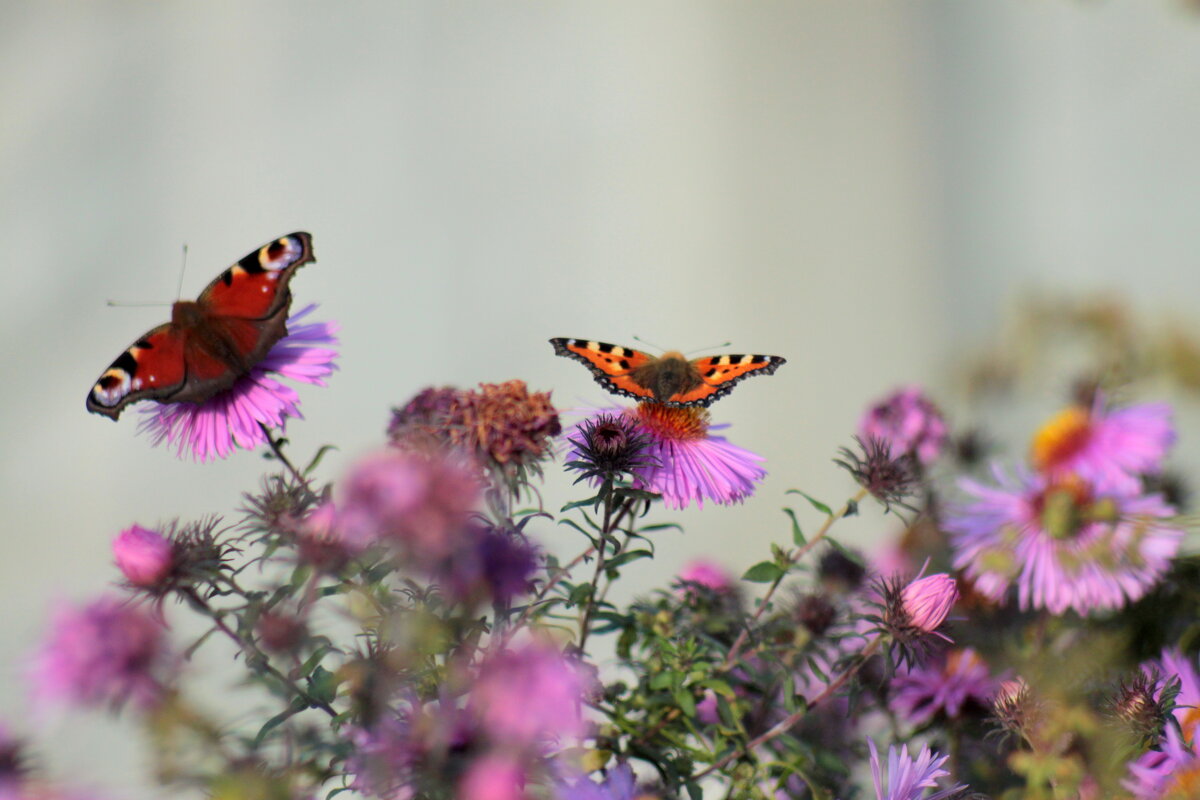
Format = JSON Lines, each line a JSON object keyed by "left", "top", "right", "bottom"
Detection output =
{"left": 2, "top": 2, "right": 1199, "bottom": 797}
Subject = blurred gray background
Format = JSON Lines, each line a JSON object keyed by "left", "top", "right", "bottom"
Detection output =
{"left": 5, "top": 2, "right": 1200, "bottom": 797}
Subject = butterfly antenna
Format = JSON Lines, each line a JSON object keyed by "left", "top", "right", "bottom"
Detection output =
{"left": 685, "top": 340, "right": 732, "bottom": 357}
{"left": 176, "top": 243, "right": 189, "bottom": 301}
{"left": 632, "top": 335, "right": 665, "bottom": 354}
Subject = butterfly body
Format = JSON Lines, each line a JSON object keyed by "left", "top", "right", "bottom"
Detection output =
{"left": 87, "top": 232, "right": 314, "bottom": 420}
{"left": 550, "top": 338, "right": 785, "bottom": 407}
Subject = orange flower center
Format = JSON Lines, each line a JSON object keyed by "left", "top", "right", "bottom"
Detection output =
{"left": 1031, "top": 406, "right": 1092, "bottom": 471}
{"left": 1164, "top": 763, "right": 1200, "bottom": 798}
{"left": 635, "top": 403, "right": 710, "bottom": 441}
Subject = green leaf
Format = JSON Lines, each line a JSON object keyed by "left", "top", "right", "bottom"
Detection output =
{"left": 685, "top": 783, "right": 703, "bottom": 800}
{"left": 674, "top": 687, "right": 697, "bottom": 718}
{"left": 304, "top": 444, "right": 338, "bottom": 476}
{"left": 561, "top": 495, "right": 603, "bottom": 512}
{"left": 253, "top": 700, "right": 305, "bottom": 747}
{"left": 742, "top": 561, "right": 784, "bottom": 583}
{"left": 605, "top": 548, "right": 653, "bottom": 571}
{"left": 788, "top": 489, "right": 832, "bottom": 516}
{"left": 307, "top": 665, "right": 338, "bottom": 705}
{"left": 784, "top": 507, "right": 807, "bottom": 545}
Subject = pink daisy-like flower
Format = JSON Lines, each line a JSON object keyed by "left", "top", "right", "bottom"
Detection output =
{"left": 945, "top": 465, "right": 1182, "bottom": 616}
{"left": 31, "top": 595, "right": 176, "bottom": 711}
{"left": 567, "top": 405, "right": 766, "bottom": 510}
{"left": 859, "top": 386, "right": 948, "bottom": 466}
{"left": 891, "top": 647, "right": 996, "bottom": 726}
{"left": 1030, "top": 398, "right": 1174, "bottom": 494}
{"left": 138, "top": 304, "right": 339, "bottom": 462}
{"left": 1126, "top": 724, "right": 1200, "bottom": 799}
{"left": 867, "top": 738, "right": 962, "bottom": 800}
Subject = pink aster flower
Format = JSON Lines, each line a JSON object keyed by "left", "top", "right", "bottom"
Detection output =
{"left": 1126, "top": 724, "right": 1200, "bottom": 799}
{"left": 469, "top": 643, "right": 587, "bottom": 747}
{"left": 1030, "top": 398, "right": 1174, "bottom": 494}
{"left": 867, "top": 738, "right": 962, "bottom": 800}
{"left": 335, "top": 449, "right": 481, "bottom": 563}
{"left": 32, "top": 595, "right": 176, "bottom": 711}
{"left": 860, "top": 386, "right": 948, "bottom": 466}
{"left": 112, "top": 525, "right": 174, "bottom": 589}
{"left": 891, "top": 647, "right": 996, "bottom": 726}
{"left": 567, "top": 405, "right": 766, "bottom": 510}
{"left": 946, "top": 465, "right": 1183, "bottom": 616}
{"left": 676, "top": 559, "right": 735, "bottom": 594}
{"left": 460, "top": 755, "right": 527, "bottom": 800}
{"left": 138, "top": 304, "right": 339, "bottom": 462}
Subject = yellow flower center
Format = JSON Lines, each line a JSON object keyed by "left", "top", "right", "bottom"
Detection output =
{"left": 1164, "top": 763, "right": 1200, "bottom": 799}
{"left": 1031, "top": 406, "right": 1092, "bottom": 471}
{"left": 635, "top": 403, "right": 710, "bottom": 441}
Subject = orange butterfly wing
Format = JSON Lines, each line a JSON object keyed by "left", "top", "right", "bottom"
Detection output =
{"left": 667, "top": 354, "right": 787, "bottom": 405}
{"left": 549, "top": 338, "right": 658, "bottom": 402}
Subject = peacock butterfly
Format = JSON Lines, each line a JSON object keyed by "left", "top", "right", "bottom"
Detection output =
{"left": 87, "top": 232, "right": 315, "bottom": 420}
{"left": 550, "top": 338, "right": 786, "bottom": 407}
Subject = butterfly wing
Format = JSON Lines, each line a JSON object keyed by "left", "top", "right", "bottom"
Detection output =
{"left": 549, "top": 338, "right": 659, "bottom": 402}
{"left": 86, "top": 232, "right": 315, "bottom": 420}
{"left": 86, "top": 323, "right": 188, "bottom": 419}
{"left": 196, "top": 231, "right": 314, "bottom": 320}
{"left": 665, "top": 353, "right": 788, "bottom": 406}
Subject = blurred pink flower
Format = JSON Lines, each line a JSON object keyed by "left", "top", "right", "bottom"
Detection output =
{"left": 32, "top": 596, "right": 175, "bottom": 711}
{"left": 460, "top": 754, "right": 527, "bottom": 800}
{"left": 676, "top": 559, "right": 735, "bottom": 594}
{"left": 112, "top": 525, "right": 174, "bottom": 589}
{"left": 470, "top": 644, "right": 587, "bottom": 746}
{"left": 890, "top": 647, "right": 996, "bottom": 725}
{"left": 859, "top": 386, "right": 948, "bottom": 465}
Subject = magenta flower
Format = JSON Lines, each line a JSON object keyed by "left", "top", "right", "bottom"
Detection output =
{"left": 460, "top": 755, "right": 527, "bottom": 800}
{"left": 891, "top": 647, "right": 996, "bottom": 726}
{"left": 112, "top": 525, "right": 174, "bottom": 589}
{"left": 899, "top": 573, "right": 958, "bottom": 634}
{"left": 567, "top": 405, "right": 765, "bottom": 510}
{"left": 336, "top": 449, "right": 481, "bottom": 562}
{"left": 32, "top": 596, "right": 176, "bottom": 711}
{"left": 860, "top": 386, "right": 948, "bottom": 465}
{"left": 1030, "top": 399, "right": 1174, "bottom": 494}
{"left": 946, "top": 465, "right": 1182, "bottom": 616}
{"left": 469, "top": 643, "right": 587, "bottom": 746}
{"left": 1125, "top": 724, "right": 1200, "bottom": 799}
{"left": 676, "top": 559, "right": 735, "bottom": 594}
{"left": 556, "top": 765, "right": 638, "bottom": 800}
{"left": 138, "top": 304, "right": 339, "bottom": 462}
{"left": 867, "top": 738, "right": 962, "bottom": 800}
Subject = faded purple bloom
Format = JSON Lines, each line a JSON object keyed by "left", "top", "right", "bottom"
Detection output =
{"left": 867, "top": 738, "right": 961, "bottom": 800}
{"left": 337, "top": 450, "right": 480, "bottom": 562}
{"left": 346, "top": 714, "right": 419, "bottom": 800}
{"left": 556, "top": 764, "right": 638, "bottom": 800}
{"left": 563, "top": 412, "right": 657, "bottom": 486}
{"left": 0, "top": 724, "right": 26, "bottom": 794}
{"left": 835, "top": 436, "right": 919, "bottom": 514}
{"left": 900, "top": 574, "right": 958, "bottom": 634}
{"left": 138, "top": 304, "right": 339, "bottom": 462}
{"left": 569, "top": 405, "right": 765, "bottom": 510}
{"left": 860, "top": 386, "right": 948, "bottom": 465}
{"left": 676, "top": 559, "right": 735, "bottom": 595}
{"left": 112, "top": 525, "right": 174, "bottom": 589}
{"left": 470, "top": 644, "right": 587, "bottom": 746}
{"left": 946, "top": 465, "right": 1182, "bottom": 616}
{"left": 32, "top": 596, "right": 175, "bottom": 711}
{"left": 460, "top": 755, "right": 527, "bottom": 800}
{"left": 1031, "top": 399, "right": 1174, "bottom": 494}
{"left": 1125, "top": 724, "right": 1200, "bottom": 799}
{"left": 443, "top": 526, "right": 538, "bottom": 605}
{"left": 891, "top": 647, "right": 995, "bottom": 726}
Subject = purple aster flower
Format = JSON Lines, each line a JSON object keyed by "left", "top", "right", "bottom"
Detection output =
{"left": 891, "top": 647, "right": 996, "bottom": 726}
{"left": 469, "top": 643, "right": 587, "bottom": 746}
{"left": 31, "top": 595, "right": 176, "bottom": 711}
{"left": 138, "top": 304, "right": 339, "bottom": 462}
{"left": 567, "top": 405, "right": 766, "bottom": 510}
{"left": 441, "top": 525, "right": 538, "bottom": 606}
{"left": 1125, "top": 724, "right": 1200, "bottom": 799}
{"left": 860, "top": 386, "right": 948, "bottom": 466}
{"left": 946, "top": 465, "right": 1182, "bottom": 615}
{"left": 556, "top": 764, "right": 638, "bottom": 800}
{"left": 1030, "top": 398, "right": 1174, "bottom": 494}
{"left": 867, "top": 738, "right": 962, "bottom": 800}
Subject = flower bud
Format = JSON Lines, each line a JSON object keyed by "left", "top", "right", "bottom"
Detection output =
{"left": 900, "top": 573, "right": 958, "bottom": 633}
{"left": 112, "top": 525, "right": 174, "bottom": 589}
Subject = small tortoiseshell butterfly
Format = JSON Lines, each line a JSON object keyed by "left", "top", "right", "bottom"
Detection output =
{"left": 550, "top": 338, "right": 786, "bottom": 407}
{"left": 87, "top": 232, "right": 315, "bottom": 420}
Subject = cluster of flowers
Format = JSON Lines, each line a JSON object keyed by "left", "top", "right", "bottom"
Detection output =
{"left": 9, "top": 311, "right": 1200, "bottom": 800}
